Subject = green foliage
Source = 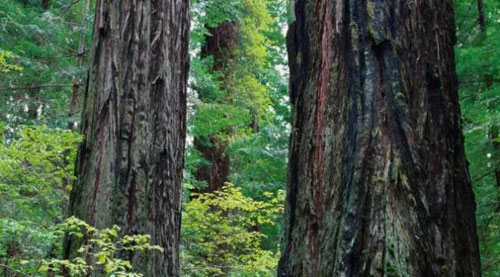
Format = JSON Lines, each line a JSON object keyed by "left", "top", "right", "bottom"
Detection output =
{"left": 181, "top": 183, "right": 283, "bottom": 276}
{"left": 189, "top": 0, "right": 287, "bottom": 135}
{"left": 190, "top": 57, "right": 226, "bottom": 103}
{"left": 455, "top": 0, "right": 500, "bottom": 275}
{"left": 229, "top": 123, "right": 288, "bottom": 197}
{"left": 2, "top": 0, "right": 498, "bottom": 276}
{"left": 0, "top": 125, "right": 81, "bottom": 273}
{"left": 0, "top": 125, "right": 81, "bottom": 221}
{"left": 193, "top": 103, "right": 252, "bottom": 139}
{"left": 186, "top": 0, "right": 290, "bottom": 264}
{"left": 3, "top": 217, "right": 163, "bottom": 276}
{"left": 0, "top": 0, "right": 93, "bottom": 126}
{"left": 232, "top": 73, "right": 271, "bottom": 121}
{"left": 0, "top": 50, "right": 22, "bottom": 73}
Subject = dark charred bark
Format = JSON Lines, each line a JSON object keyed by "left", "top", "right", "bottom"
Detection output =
{"left": 279, "top": 0, "right": 481, "bottom": 276}
{"left": 64, "top": 0, "right": 190, "bottom": 275}
{"left": 194, "top": 22, "right": 237, "bottom": 192}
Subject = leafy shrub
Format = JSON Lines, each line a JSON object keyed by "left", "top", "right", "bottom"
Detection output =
{"left": 2, "top": 217, "right": 163, "bottom": 277}
{"left": 0, "top": 125, "right": 81, "bottom": 273}
{"left": 181, "top": 183, "right": 283, "bottom": 276}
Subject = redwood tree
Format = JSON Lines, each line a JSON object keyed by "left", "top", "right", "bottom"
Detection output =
{"left": 194, "top": 21, "right": 237, "bottom": 192}
{"left": 64, "top": 0, "right": 190, "bottom": 275}
{"left": 279, "top": 0, "right": 481, "bottom": 276}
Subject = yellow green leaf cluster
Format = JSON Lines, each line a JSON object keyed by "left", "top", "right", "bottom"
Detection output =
{"left": 0, "top": 49, "right": 22, "bottom": 73}
{"left": 37, "top": 217, "right": 163, "bottom": 277}
{"left": 181, "top": 183, "right": 284, "bottom": 276}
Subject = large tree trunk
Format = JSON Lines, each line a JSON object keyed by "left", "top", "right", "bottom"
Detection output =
{"left": 279, "top": 0, "right": 480, "bottom": 276}
{"left": 194, "top": 22, "right": 237, "bottom": 192}
{"left": 64, "top": 0, "right": 190, "bottom": 275}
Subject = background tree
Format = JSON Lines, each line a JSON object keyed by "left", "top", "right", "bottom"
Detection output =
{"left": 455, "top": 0, "right": 500, "bottom": 274}
{"left": 181, "top": 0, "right": 290, "bottom": 273}
{"left": 64, "top": 0, "right": 190, "bottom": 275}
{"left": 279, "top": 0, "right": 480, "bottom": 275}
{"left": 193, "top": 20, "right": 237, "bottom": 192}
{"left": 189, "top": 0, "right": 278, "bottom": 192}
{"left": 0, "top": 0, "right": 94, "bottom": 127}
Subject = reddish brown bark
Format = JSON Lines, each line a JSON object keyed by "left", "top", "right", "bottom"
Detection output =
{"left": 64, "top": 0, "right": 190, "bottom": 275}
{"left": 279, "top": 0, "right": 481, "bottom": 276}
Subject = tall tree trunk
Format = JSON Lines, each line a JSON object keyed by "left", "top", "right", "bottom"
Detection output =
{"left": 477, "top": 0, "right": 485, "bottom": 34}
{"left": 279, "top": 0, "right": 480, "bottom": 276}
{"left": 64, "top": 0, "right": 190, "bottom": 275}
{"left": 67, "top": 0, "right": 91, "bottom": 130}
{"left": 194, "top": 22, "right": 237, "bottom": 192}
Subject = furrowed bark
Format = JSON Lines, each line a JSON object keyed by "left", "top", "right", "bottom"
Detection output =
{"left": 279, "top": 0, "right": 481, "bottom": 276}
{"left": 64, "top": 0, "right": 190, "bottom": 275}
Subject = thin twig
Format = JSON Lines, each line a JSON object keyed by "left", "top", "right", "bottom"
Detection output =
{"left": 459, "top": 78, "right": 500, "bottom": 85}
{"left": 0, "top": 264, "right": 33, "bottom": 277}
{"left": 472, "top": 171, "right": 494, "bottom": 182}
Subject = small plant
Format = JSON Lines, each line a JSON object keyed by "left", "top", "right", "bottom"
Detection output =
{"left": 41, "top": 217, "right": 163, "bottom": 277}
{"left": 3, "top": 217, "right": 163, "bottom": 277}
{"left": 181, "top": 183, "right": 283, "bottom": 276}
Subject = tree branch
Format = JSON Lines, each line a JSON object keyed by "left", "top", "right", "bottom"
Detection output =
{"left": 0, "top": 84, "right": 73, "bottom": 91}
{"left": 0, "top": 264, "right": 32, "bottom": 277}
{"left": 472, "top": 172, "right": 494, "bottom": 183}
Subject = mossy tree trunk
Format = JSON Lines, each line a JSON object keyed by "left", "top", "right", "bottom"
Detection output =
{"left": 279, "top": 0, "right": 481, "bottom": 276}
{"left": 64, "top": 0, "right": 190, "bottom": 275}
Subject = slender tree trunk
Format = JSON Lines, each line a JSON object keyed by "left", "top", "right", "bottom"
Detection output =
{"left": 67, "top": 0, "right": 90, "bottom": 130}
{"left": 64, "top": 0, "right": 190, "bottom": 275}
{"left": 490, "top": 126, "right": 500, "bottom": 209}
{"left": 194, "top": 22, "right": 237, "bottom": 192}
{"left": 279, "top": 0, "right": 481, "bottom": 276}
{"left": 477, "top": 0, "right": 485, "bottom": 34}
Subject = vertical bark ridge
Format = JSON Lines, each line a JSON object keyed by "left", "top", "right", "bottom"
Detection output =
{"left": 65, "top": 0, "right": 189, "bottom": 275}
{"left": 308, "top": 1, "right": 333, "bottom": 272}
